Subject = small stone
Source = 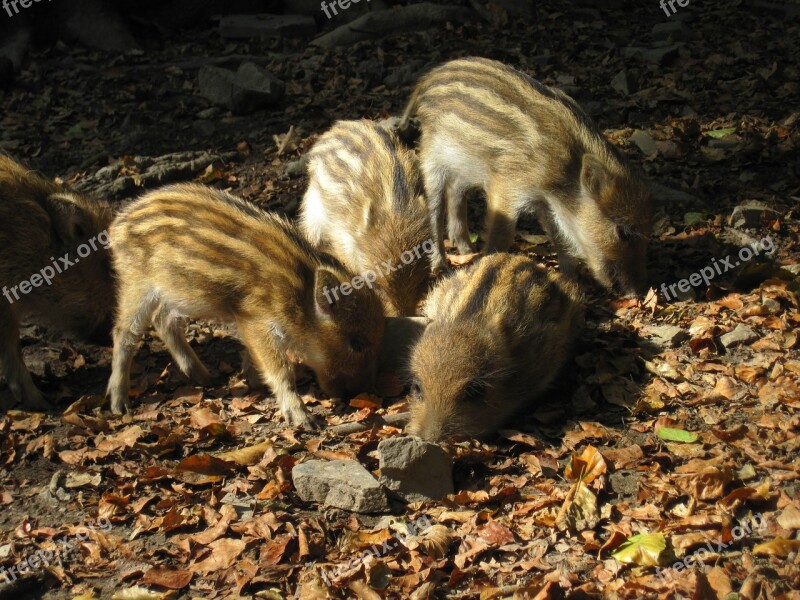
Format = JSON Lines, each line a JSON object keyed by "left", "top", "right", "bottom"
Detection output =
{"left": 197, "top": 107, "right": 221, "bottom": 119}
{"left": 624, "top": 45, "right": 682, "bottom": 65}
{"left": 231, "top": 63, "right": 285, "bottom": 114}
{"left": 378, "top": 437, "right": 453, "bottom": 503}
{"left": 729, "top": 202, "right": 779, "bottom": 229}
{"left": 651, "top": 21, "right": 693, "bottom": 42}
{"left": 629, "top": 130, "right": 658, "bottom": 157}
{"left": 762, "top": 298, "right": 781, "bottom": 314}
{"left": 198, "top": 63, "right": 285, "bottom": 115}
{"left": 611, "top": 69, "right": 637, "bottom": 95}
{"left": 646, "top": 325, "right": 689, "bottom": 349}
{"left": 219, "top": 14, "right": 316, "bottom": 39}
{"left": 283, "top": 155, "right": 308, "bottom": 178}
{"left": 292, "top": 460, "right": 389, "bottom": 513}
{"left": 720, "top": 324, "right": 759, "bottom": 349}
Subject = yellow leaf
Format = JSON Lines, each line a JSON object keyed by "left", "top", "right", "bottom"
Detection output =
{"left": 565, "top": 445, "right": 607, "bottom": 483}
{"left": 215, "top": 440, "right": 273, "bottom": 466}
{"left": 111, "top": 587, "right": 176, "bottom": 600}
{"left": 612, "top": 532, "right": 666, "bottom": 567}
{"left": 752, "top": 539, "right": 800, "bottom": 557}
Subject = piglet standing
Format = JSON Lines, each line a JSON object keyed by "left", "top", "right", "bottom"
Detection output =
{"left": 0, "top": 154, "right": 114, "bottom": 410}
{"left": 106, "top": 183, "right": 384, "bottom": 428}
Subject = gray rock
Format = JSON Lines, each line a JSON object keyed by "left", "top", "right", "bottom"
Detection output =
{"left": 378, "top": 437, "right": 453, "bottom": 503}
{"left": 232, "top": 63, "right": 286, "bottom": 113}
{"left": 651, "top": 21, "right": 693, "bottom": 42}
{"left": 292, "top": 460, "right": 389, "bottom": 513}
{"left": 729, "top": 202, "right": 779, "bottom": 229}
{"left": 629, "top": 130, "right": 658, "bottom": 157}
{"left": 642, "top": 44, "right": 682, "bottom": 65}
{"left": 219, "top": 14, "right": 317, "bottom": 39}
{"left": 198, "top": 63, "right": 285, "bottom": 115}
{"left": 611, "top": 69, "right": 637, "bottom": 95}
{"left": 284, "top": 155, "right": 309, "bottom": 178}
{"left": 646, "top": 325, "right": 689, "bottom": 349}
{"left": 622, "top": 45, "right": 682, "bottom": 65}
{"left": 720, "top": 324, "right": 759, "bottom": 349}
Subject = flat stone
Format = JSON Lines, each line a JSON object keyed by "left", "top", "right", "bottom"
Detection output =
{"left": 292, "top": 460, "right": 389, "bottom": 513}
{"left": 646, "top": 325, "right": 689, "bottom": 349}
{"left": 378, "top": 437, "right": 453, "bottom": 503}
{"left": 623, "top": 45, "right": 682, "bottom": 65}
{"left": 720, "top": 324, "right": 759, "bottom": 349}
{"left": 729, "top": 202, "right": 779, "bottom": 229}
{"left": 629, "top": 130, "right": 658, "bottom": 157}
{"left": 642, "top": 44, "right": 682, "bottom": 65}
{"left": 651, "top": 21, "right": 693, "bottom": 42}
{"left": 198, "top": 63, "right": 285, "bottom": 115}
{"left": 611, "top": 69, "right": 637, "bottom": 95}
{"left": 219, "top": 14, "right": 316, "bottom": 39}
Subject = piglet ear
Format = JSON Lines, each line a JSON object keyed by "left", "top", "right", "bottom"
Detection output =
{"left": 314, "top": 267, "right": 341, "bottom": 319}
{"left": 46, "top": 193, "right": 93, "bottom": 246}
{"left": 579, "top": 154, "right": 611, "bottom": 200}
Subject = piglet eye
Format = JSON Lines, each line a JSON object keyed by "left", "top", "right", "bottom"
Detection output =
{"left": 616, "top": 224, "right": 634, "bottom": 243}
{"left": 349, "top": 336, "right": 368, "bottom": 353}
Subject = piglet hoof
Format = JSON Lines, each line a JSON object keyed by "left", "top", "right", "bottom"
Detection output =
{"left": 109, "top": 395, "right": 131, "bottom": 415}
{"left": 283, "top": 405, "right": 319, "bottom": 431}
{"left": 189, "top": 366, "right": 214, "bottom": 387}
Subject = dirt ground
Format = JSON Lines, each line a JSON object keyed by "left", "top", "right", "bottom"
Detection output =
{"left": 1, "top": 0, "right": 799, "bottom": 598}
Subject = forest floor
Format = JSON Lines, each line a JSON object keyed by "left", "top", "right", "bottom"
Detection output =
{"left": 0, "top": 0, "right": 799, "bottom": 598}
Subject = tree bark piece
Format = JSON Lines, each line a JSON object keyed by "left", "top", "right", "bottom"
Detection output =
{"left": 329, "top": 412, "right": 411, "bottom": 437}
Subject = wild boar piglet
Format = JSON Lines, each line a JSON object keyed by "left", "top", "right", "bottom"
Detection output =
{"left": 300, "top": 120, "right": 434, "bottom": 316}
{"left": 406, "top": 253, "right": 584, "bottom": 441}
{"left": 401, "top": 56, "right": 652, "bottom": 295}
{"left": 0, "top": 154, "right": 114, "bottom": 410}
{"left": 107, "top": 184, "right": 385, "bottom": 428}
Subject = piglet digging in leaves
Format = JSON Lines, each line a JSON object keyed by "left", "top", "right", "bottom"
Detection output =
{"left": 106, "top": 184, "right": 384, "bottom": 428}
{"left": 0, "top": 154, "right": 114, "bottom": 410}
{"left": 300, "top": 120, "right": 433, "bottom": 316}
{"left": 406, "top": 253, "right": 584, "bottom": 441}
{"left": 401, "top": 57, "right": 652, "bottom": 295}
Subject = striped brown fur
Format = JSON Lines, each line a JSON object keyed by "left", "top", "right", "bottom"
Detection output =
{"left": 107, "top": 183, "right": 384, "bottom": 428}
{"left": 406, "top": 253, "right": 584, "bottom": 441}
{"left": 400, "top": 57, "right": 652, "bottom": 295}
{"left": 300, "top": 120, "right": 433, "bottom": 316}
{"left": 0, "top": 153, "right": 114, "bottom": 410}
